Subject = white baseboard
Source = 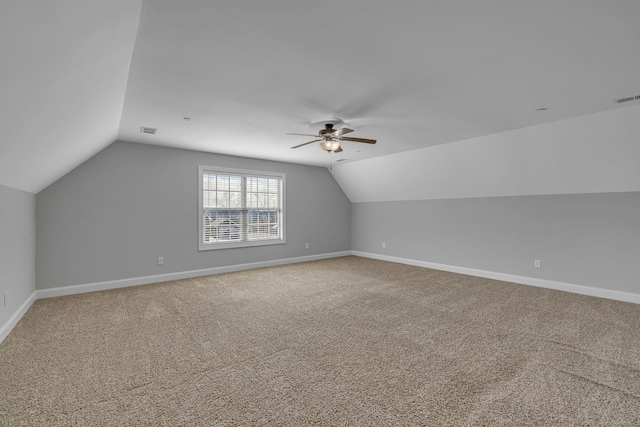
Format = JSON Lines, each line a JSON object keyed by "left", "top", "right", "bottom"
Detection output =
{"left": 5, "top": 249, "right": 636, "bottom": 345}
{"left": 1, "top": 252, "right": 350, "bottom": 344}
{"left": 352, "top": 251, "right": 640, "bottom": 305}
{"left": 36, "top": 251, "right": 352, "bottom": 299}
{"left": 0, "top": 291, "right": 36, "bottom": 344}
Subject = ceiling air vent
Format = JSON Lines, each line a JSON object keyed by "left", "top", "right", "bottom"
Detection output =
{"left": 140, "top": 127, "right": 157, "bottom": 135}
{"left": 335, "top": 159, "right": 348, "bottom": 163}
{"left": 613, "top": 94, "right": 640, "bottom": 104}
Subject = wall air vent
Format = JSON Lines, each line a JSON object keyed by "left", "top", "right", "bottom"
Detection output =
{"left": 613, "top": 94, "right": 640, "bottom": 104}
{"left": 140, "top": 127, "right": 157, "bottom": 135}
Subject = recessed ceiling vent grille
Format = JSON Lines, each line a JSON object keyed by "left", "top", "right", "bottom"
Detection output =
{"left": 140, "top": 127, "right": 157, "bottom": 135}
{"left": 613, "top": 94, "right": 640, "bottom": 104}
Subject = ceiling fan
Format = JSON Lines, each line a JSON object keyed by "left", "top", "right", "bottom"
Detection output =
{"left": 287, "top": 123, "right": 376, "bottom": 153}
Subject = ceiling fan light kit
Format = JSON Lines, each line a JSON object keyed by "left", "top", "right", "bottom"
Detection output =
{"left": 287, "top": 123, "right": 376, "bottom": 154}
{"left": 319, "top": 139, "right": 341, "bottom": 152}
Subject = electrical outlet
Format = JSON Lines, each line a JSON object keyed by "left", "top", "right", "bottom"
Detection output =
{"left": 534, "top": 259, "right": 541, "bottom": 268}
{"left": 158, "top": 257, "right": 164, "bottom": 265}
{"left": 305, "top": 243, "right": 309, "bottom": 249}
{"left": 382, "top": 242, "right": 386, "bottom": 249}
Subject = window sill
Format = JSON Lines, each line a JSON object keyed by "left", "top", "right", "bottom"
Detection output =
{"left": 198, "top": 238, "right": 286, "bottom": 251}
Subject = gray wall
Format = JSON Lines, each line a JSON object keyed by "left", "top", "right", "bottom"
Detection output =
{"left": 0, "top": 185, "right": 36, "bottom": 327}
{"left": 36, "top": 141, "right": 351, "bottom": 289}
{"left": 32, "top": 139, "right": 640, "bottom": 296}
{"left": 352, "top": 192, "right": 640, "bottom": 294}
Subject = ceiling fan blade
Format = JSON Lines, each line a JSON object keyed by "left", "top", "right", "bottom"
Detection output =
{"left": 341, "top": 136, "right": 377, "bottom": 144}
{"left": 334, "top": 145, "right": 343, "bottom": 153}
{"left": 291, "top": 139, "right": 322, "bottom": 149}
{"left": 332, "top": 127, "right": 354, "bottom": 137}
{"left": 287, "top": 133, "right": 320, "bottom": 137}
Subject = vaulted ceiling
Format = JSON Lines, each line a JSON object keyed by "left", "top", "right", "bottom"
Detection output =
{"left": 2, "top": 1, "right": 640, "bottom": 193}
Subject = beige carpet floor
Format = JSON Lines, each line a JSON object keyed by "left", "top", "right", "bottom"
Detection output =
{"left": 1, "top": 256, "right": 639, "bottom": 426}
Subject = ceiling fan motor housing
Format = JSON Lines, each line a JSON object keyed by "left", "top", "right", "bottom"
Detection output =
{"left": 319, "top": 123, "right": 335, "bottom": 135}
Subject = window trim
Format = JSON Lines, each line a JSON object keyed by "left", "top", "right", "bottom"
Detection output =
{"left": 198, "top": 165, "right": 286, "bottom": 251}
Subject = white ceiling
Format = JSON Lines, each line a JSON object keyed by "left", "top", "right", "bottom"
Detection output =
{"left": 2, "top": 1, "right": 640, "bottom": 193}
{"left": 333, "top": 104, "right": 640, "bottom": 202}
{"left": 0, "top": 1, "right": 142, "bottom": 193}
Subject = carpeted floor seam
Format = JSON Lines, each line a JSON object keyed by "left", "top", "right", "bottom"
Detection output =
{"left": 556, "top": 368, "right": 640, "bottom": 399}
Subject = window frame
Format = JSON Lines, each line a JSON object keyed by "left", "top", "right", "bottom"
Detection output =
{"left": 198, "top": 165, "right": 286, "bottom": 251}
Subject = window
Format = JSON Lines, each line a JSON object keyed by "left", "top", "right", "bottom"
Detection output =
{"left": 198, "top": 166, "right": 285, "bottom": 250}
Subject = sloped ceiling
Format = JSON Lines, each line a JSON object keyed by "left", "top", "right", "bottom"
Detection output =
{"left": 2, "top": 1, "right": 640, "bottom": 194}
{"left": 332, "top": 104, "right": 640, "bottom": 202}
{"left": 0, "top": 0, "right": 142, "bottom": 193}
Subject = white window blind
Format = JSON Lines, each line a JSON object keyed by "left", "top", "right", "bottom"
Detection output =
{"left": 198, "top": 166, "right": 285, "bottom": 250}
